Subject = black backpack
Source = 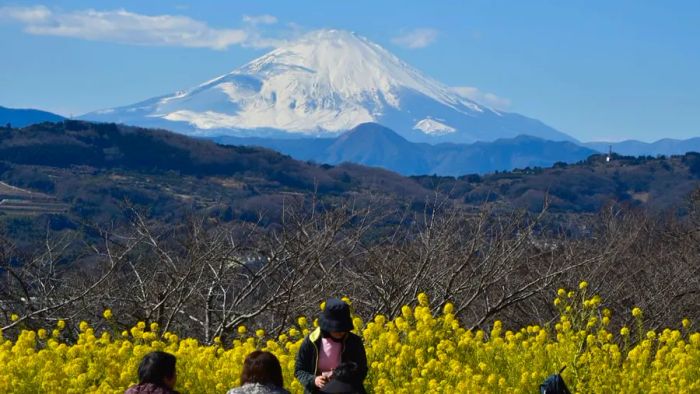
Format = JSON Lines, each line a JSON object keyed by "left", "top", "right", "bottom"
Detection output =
{"left": 540, "top": 367, "right": 571, "bottom": 394}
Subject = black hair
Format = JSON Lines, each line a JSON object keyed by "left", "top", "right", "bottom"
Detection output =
{"left": 333, "top": 362, "right": 358, "bottom": 382}
{"left": 138, "top": 351, "right": 177, "bottom": 387}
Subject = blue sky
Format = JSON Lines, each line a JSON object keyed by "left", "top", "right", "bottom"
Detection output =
{"left": 0, "top": 0, "right": 698, "bottom": 142}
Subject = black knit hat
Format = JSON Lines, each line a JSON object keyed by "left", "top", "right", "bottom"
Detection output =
{"left": 319, "top": 298, "right": 354, "bottom": 332}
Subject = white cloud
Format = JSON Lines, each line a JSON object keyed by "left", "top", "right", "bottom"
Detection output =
{"left": 0, "top": 6, "right": 285, "bottom": 50}
{"left": 242, "top": 14, "right": 278, "bottom": 26}
{"left": 452, "top": 86, "right": 512, "bottom": 110}
{"left": 391, "top": 28, "right": 438, "bottom": 49}
{"left": 0, "top": 5, "right": 51, "bottom": 23}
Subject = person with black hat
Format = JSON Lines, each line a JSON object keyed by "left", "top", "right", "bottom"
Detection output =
{"left": 294, "top": 298, "right": 368, "bottom": 394}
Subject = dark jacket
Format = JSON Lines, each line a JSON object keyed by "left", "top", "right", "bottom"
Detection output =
{"left": 124, "top": 383, "right": 180, "bottom": 394}
{"left": 294, "top": 328, "right": 368, "bottom": 394}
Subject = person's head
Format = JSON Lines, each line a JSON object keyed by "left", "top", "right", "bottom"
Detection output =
{"left": 240, "top": 351, "right": 284, "bottom": 388}
{"left": 321, "top": 362, "right": 360, "bottom": 394}
{"left": 319, "top": 298, "right": 353, "bottom": 336}
{"left": 138, "top": 351, "right": 177, "bottom": 389}
{"left": 332, "top": 362, "right": 358, "bottom": 382}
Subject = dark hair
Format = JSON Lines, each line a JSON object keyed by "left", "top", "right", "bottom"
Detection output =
{"left": 240, "top": 350, "right": 284, "bottom": 388}
{"left": 333, "top": 362, "right": 358, "bottom": 382}
{"left": 138, "top": 351, "right": 177, "bottom": 387}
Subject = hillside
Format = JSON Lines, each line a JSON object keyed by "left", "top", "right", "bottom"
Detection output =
{"left": 0, "top": 121, "right": 432, "bottom": 232}
{"left": 424, "top": 153, "right": 700, "bottom": 213}
{"left": 0, "top": 121, "right": 698, "bottom": 244}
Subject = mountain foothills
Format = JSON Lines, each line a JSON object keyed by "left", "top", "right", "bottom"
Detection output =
{"left": 0, "top": 106, "right": 64, "bottom": 128}
{"left": 82, "top": 29, "right": 572, "bottom": 144}
{"left": 1, "top": 121, "right": 699, "bottom": 243}
{"left": 214, "top": 123, "right": 596, "bottom": 176}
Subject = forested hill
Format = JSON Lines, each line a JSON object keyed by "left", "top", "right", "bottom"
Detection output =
{"left": 0, "top": 121, "right": 432, "bottom": 232}
{"left": 413, "top": 152, "right": 700, "bottom": 213}
{"left": 0, "top": 121, "right": 699, "bottom": 240}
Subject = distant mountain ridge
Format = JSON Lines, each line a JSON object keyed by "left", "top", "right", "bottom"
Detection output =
{"left": 82, "top": 29, "right": 573, "bottom": 144}
{"left": 0, "top": 106, "right": 64, "bottom": 128}
{"left": 586, "top": 138, "right": 700, "bottom": 156}
{"left": 213, "top": 123, "right": 596, "bottom": 175}
{"left": 0, "top": 120, "right": 698, "bottom": 230}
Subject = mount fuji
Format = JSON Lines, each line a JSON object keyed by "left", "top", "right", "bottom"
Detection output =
{"left": 83, "top": 29, "right": 574, "bottom": 144}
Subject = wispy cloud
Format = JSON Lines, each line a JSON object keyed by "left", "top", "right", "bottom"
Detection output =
{"left": 391, "top": 28, "right": 438, "bottom": 49}
{"left": 240, "top": 14, "right": 290, "bottom": 48}
{"left": 452, "top": 86, "right": 512, "bottom": 110}
{"left": 242, "top": 14, "right": 278, "bottom": 26}
{"left": 0, "top": 5, "right": 284, "bottom": 50}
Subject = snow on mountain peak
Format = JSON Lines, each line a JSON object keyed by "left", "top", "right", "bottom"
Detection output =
{"left": 237, "top": 29, "right": 467, "bottom": 108}
{"left": 83, "top": 29, "right": 573, "bottom": 143}
{"left": 138, "top": 29, "right": 486, "bottom": 134}
{"left": 414, "top": 118, "right": 456, "bottom": 135}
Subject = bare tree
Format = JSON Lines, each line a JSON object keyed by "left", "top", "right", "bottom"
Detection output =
{"left": 2, "top": 192, "right": 699, "bottom": 340}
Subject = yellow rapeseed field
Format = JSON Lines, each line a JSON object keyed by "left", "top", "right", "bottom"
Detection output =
{"left": 1, "top": 283, "right": 699, "bottom": 393}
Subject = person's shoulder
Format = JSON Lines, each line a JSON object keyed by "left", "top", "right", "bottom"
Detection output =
{"left": 347, "top": 332, "right": 363, "bottom": 343}
{"left": 300, "top": 327, "right": 322, "bottom": 348}
{"left": 308, "top": 327, "right": 322, "bottom": 342}
{"left": 226, "top": 383, "right": 290, "bottom": 394}
{"left": 124, "top": 383, "right": 179, "bottom": 394}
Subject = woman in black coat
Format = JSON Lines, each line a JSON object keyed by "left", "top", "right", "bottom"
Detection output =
{"left": 294, "top": 298, "right": 368, "bottom": 394}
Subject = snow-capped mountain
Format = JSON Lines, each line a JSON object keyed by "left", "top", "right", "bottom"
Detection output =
{"left": 83, "top": 29, "right": 573, "bottom": 143}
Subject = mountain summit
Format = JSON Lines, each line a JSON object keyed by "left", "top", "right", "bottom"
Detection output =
{"left": 83, "top": 29, "right": 572, "bottom": 143}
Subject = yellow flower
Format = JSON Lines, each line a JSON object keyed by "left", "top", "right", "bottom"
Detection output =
{"left": 401, "top": 305, "right": 413, "bottom": 319}
{"left": 57, "top": 320, "right": 66, "bottom": 330}
{"left": 443, "top": 302, "right": 454, "bottom": 315}
{"left": 579, "top": 281, "right": 588, "bottom": 290}
{"left": 10, "top": 314, "right": 19, "bottom": 322}
{"left": 632, "top": 307, "right": 643, "bottom": 318}
{"left": 682, "top": 318, "right": 691, "bottom": 329}
{"left": 417, "top": 292, "right": 429, "bottom": 307}
{"left": 0, "top": 281, "right": 697, "bottom": 393}
{"left": 102, "top": 309, "right": 113, "bottom": 320}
